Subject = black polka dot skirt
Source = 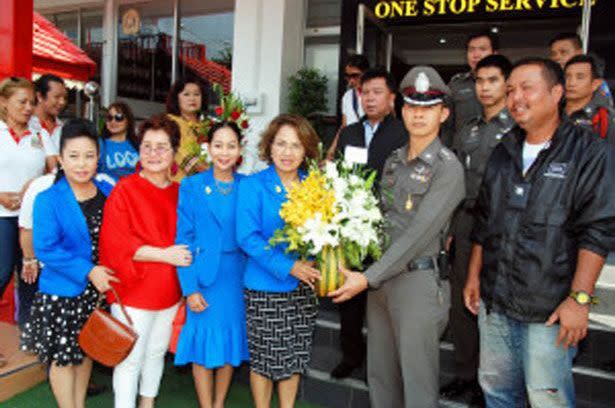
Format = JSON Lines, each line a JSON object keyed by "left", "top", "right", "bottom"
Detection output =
{"left": 21, "top": 283, "right": 100, "bottom": 366}
{"left": 244, "top": 283, "right": 318, "bottom": 381}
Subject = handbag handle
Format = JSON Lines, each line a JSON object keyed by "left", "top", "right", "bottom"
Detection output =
{"left": 97, "top": 286, "right": 135, "bottom": 329}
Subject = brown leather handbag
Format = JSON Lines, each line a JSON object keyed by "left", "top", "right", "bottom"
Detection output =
{"left": 78, "top": 287, "right": 138, "bottom": 367}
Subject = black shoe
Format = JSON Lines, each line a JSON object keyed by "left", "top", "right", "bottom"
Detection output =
{"left": 468, "top": 385, "right": 485, "bottom": 408}
{"left": 330, "top": 362, "right": 358, "bottom": 379}
{"left": 86, "top": 382, "right": 108, "bottom": 397}
{"left": 440, "top": 378, "right": 478, "bottom": 398}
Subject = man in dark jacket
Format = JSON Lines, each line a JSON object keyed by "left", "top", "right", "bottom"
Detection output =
{"left": 464, "top": 57, "right": 615, "bottom": 407}
{"left": 331, "top": 67, "right": 407, "bottom": 379}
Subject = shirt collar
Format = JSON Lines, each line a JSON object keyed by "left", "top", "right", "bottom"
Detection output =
{"left": 397, "top": 137, "right": 442, "bottom": 166}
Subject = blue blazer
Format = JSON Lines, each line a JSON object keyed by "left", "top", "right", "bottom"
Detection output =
{"left": 175, "top": 169, "right": 245, "bottom": 296}
{"left": 33, "top": 176, "right": 114, "bottom": 297}
{"left": 236, "top": 165, "right": 304, "bottom": 292}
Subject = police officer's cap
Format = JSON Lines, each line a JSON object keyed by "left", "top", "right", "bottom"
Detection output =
{"left": 399, "top": 66, "right": 450, "bottom": 106}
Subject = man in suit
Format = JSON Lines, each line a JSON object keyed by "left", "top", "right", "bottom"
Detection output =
{"left": 331, "top": 67, "right": 407, "bottom": 379}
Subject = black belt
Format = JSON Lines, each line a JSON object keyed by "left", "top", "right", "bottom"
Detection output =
{"left": 407, "top": 256, "right": 435, "bottom": 272}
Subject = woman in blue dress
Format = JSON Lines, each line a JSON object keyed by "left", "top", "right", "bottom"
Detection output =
{"left": 174, "top": 121, "right": 248, "bottom": 408}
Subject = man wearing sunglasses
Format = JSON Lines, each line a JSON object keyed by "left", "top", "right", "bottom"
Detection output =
{"left": 326, "top": 55, "right": 370, "bottom": 160}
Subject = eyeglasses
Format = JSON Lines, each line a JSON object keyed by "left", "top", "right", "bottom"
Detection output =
{"left": 344, "top": 73, "right": 362, "bottom": 80}
{"left": 140, "top": 144, "right": 172, "bottom": 155}
{"left": 106, "top": 113, "right": 125, "bottom": 122}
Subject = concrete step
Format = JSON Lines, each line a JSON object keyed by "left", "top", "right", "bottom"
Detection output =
{"left": 592, "top": 254, "right": 615, "bottom": 321}
{"left": 0, "top": 323, "right": 47, "bottom": 403}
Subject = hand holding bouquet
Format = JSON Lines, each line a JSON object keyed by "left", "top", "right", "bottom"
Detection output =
{"left": 270, "top": 158, "right": 385, "bottom": 296}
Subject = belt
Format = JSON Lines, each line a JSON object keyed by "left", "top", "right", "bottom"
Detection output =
{"left": 407, "top": 256, "right": 435, "bottom": 272}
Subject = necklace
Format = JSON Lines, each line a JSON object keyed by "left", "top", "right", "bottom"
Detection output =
{"left": 214, "top": 179, "right": 233, "bottom": 195}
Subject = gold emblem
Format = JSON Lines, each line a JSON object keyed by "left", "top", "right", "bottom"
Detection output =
{"left": 405, "top": 193, "right": 413, "bottom": 211}
{"left": 275, "top": 185, "right": 282, "bottom": 194}
{"left": 205, "top": 186, "right": 212, "bottom": 195}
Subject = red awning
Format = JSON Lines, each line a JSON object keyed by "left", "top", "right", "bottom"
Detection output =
{"left": 32, "top": 12, "right": 96, "bottom": 83}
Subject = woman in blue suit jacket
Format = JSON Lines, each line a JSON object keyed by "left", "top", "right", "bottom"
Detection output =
{"left": 21, "top": 119, "right": 117, "bottom": 408}
{"left": 236, "top": 114, "right": 321, "bottom": 408}
{"left": 174, "top": 122, "right": 249, "bottom": 408}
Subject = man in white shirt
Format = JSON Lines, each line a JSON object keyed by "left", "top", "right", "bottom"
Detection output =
{"left": 29, "top": 74, "right": 67, "bottom": 152}
{"left": 326, "top": 55, "right": 370, "bottom": 160}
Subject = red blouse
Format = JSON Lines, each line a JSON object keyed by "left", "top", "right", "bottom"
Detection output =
{"left": 100, "top": 173, "right": 181, "bottom": 310}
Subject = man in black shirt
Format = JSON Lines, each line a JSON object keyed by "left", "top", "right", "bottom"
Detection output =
{"left": 331, "top": 67, "right": 407, "bottom": 379}
{"left": 465, "top": 58, "right": 615, "bottom": 407}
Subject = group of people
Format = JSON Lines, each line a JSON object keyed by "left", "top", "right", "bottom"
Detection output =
{"left": 0, "top": 28, "right": 613, "bottom": 408}
{"left": 320, "top": 30, "right": 614, "bottom": 408}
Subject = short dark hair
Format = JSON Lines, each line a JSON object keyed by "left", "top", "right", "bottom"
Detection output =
{"left": 512, "top": 57, "right": 564, "bottom": 89}
{"left": 101, "top": 101, "right": 138, "bottom": 149}
{"left": 208, "top": 121, "right": 243, "bottom": 143}
{"left": 166, "top": 78, "right": 209, "bottom": 116}
{"left": 466, "top": 30, "right": 499, "bottom": 51}
{"left": 346, "top": 54, "right": 370, "bottom": 72}
{"left": 565, "top": 55, "right": 600, "bottom": 80}
{"left": 549, "top": 32, "right": 582, "bottom": 49}
{"left": 55, "top": 118, "right": 100, "bottom": 183}
{"left": 360, "top": 67, "right": 396, "bottom": 93}
{"left": 476, "top": 54, "right": 513, "bottom": 79}
{"left": 138, "top": 114, "right": 181, "bottom": 152}
{"left": 34, "top": 74, "right": 65, "bottom": 98}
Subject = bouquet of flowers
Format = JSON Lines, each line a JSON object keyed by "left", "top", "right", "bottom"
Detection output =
{"left": 185, "top": 83, "right": 250, "bottom": 168}
{"left": 270, "top": 159, "right": 385, "bottom": 296}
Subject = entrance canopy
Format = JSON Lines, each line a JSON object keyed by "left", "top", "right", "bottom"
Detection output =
{"left": 33, "top": 12, "right": 96, "bottom": 83}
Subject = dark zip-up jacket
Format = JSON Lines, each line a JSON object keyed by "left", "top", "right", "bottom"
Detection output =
{"left": 472, "top": 119, "right": 615, "bottom": 322}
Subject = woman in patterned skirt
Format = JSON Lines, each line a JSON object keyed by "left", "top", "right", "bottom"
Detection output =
{"left": 236, "top": 114, "right": 321, "bottom": 408}
{"left": 21, "top": 119, "right": 116, "bottom": 408}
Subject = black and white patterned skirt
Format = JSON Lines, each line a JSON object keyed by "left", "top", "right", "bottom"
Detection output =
{"left": 21, "top": 284, "right": 100, "bottom": 366}
{"left": 244, "top": 283, "right": 318, "bottom": 381}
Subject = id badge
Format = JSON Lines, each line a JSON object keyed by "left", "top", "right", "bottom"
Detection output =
{"left": 344, "top": 145, "right": 368, "bottom": 165}
{"left": 30, "top": 133, "right": 43, "bottom": 149}
{"left": 508, "top": 182, "right": 531, "bottom": 209}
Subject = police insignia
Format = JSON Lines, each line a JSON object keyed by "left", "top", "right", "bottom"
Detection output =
{"left": 405, "top": 193, "right": 413, "bottom": 211}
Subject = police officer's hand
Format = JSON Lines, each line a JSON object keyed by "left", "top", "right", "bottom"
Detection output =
{"left": 290, "top": 260, "right": 321, "bottom": 289}
{"left": 329, "top": 266, "right": 368, "bottom": 303}
{"left": 463, "top": 276, "right": 480, "bottom": 315}
{"left": 546, "top": 297, "right": 589, "bottom": 349}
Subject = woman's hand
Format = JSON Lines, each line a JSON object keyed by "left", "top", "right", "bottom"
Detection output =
{"left": 88, "top": 265, "right": 119, "bottom": 293}
{"left": 164, "top": 245, "right": 193, "bottom": 266}
{"left": 290, "top": 260, "right": 321, "bottom": 289}
{"left": 187, "top": 293, "right": 208, "bottom": 313}
{"left": 0, "top": 192, "right": 21, "bottom": 211}
{"left": 21, "top": 260, "right": 39, "bottom": 284}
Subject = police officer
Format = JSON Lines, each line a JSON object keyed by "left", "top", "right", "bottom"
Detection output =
{"left": 442, "top": 55, "right": 515, "bottom": 404}
{"left": 564, "top": 54, "right": 615, "bottom": 144}
{"left": 442, "top": 30, "right": 498, "bottom": 147}
{"left": 330, "top": 66, "right": 465, "bottom": 408}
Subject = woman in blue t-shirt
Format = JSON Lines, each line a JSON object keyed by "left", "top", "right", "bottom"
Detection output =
{"left": 98, "top": 102, "right": 139, "bottom": 181}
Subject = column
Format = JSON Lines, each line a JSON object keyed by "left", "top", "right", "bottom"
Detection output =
{"left": 232, "top": 0, "right": 306, "bottom": 173}
{"left": 0, "top": 0, "right": 33, "bottom": 80}
{"left": 101, "top": 0, "right": 118, "bottom": 107}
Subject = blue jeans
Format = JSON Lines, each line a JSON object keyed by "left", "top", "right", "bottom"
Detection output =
{"left": 478, "top": 303, "right": 576, "bottom": 408}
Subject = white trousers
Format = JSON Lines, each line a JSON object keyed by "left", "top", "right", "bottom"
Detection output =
{"left": 111, "top": 302, "right": 179, "bottom": 408}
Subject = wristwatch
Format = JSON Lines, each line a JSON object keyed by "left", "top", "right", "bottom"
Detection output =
{"left": 569, "top": 290, "right": 599, "bottom": 306}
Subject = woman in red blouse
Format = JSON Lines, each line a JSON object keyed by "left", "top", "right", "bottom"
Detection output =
{"left": 99, "top": 114, "right": 192, "bottom": 408}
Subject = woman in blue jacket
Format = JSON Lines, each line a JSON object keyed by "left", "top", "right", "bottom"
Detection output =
{"left": 21, "top": 119, "right": 117, "bottom": 408}
{"left": 174, "top": 122, "right": 249, "bottom": 408}
{"left": 236, "top": 114, "right": 321, "bottom": 408}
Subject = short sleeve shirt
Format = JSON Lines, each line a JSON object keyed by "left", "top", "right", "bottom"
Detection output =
{"left": 0, "top": 120, "right": 56, "bottom": 217}
{"left": 18, "top": 174, "right": 55, "bottom": 229}
{"left": 341, "top": 89, "right": 364, "bottom": 126}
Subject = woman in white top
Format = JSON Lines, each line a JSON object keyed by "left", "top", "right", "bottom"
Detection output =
{"left": 0, "top": 77, "right": 56, "bottom": 355}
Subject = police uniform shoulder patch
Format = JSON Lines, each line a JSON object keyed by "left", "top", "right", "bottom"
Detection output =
{"left": 438, "top": 147, "right": 455, "bottom": 161}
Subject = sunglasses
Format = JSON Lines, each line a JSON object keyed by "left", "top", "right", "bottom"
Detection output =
{"left": 106, "top": 113, "right": 125, "bottom": 122}
{"left": 344, "top": 73, "right": 362, "bottom": 80}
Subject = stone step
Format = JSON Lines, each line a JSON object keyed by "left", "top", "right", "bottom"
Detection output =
{"left": 592, "top": 254, "right": 615, "bottom": 320}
